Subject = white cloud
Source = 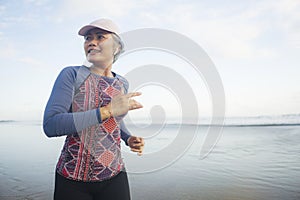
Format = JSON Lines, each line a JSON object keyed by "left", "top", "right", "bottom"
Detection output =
{"left": 19, "top": 57, "right": 43, "bottom": 67}
{"left": 2, "top": 16, "right": 38, "bottom": 24}
{"left": 0, "top": 5, "right": 6, "bottom": 14}
{"left": 24, "top": 0, "right": 49, "bottom": 6}
{"left": 0, "top": 43, "right": 17, "bottom": 59}
{"left": 137, "top": 3, "right": 266, "bottom": 59}
{"left": 273, "top": 0, "right": 300, "bottom": 49}
{"left": 272, "top": 0, "right": 300, "bottom": 13}
{"left": 136, "top": 0, "right": 299, "bottom": 59}
{"left": 55, "top": 0, "right": 138, "bottom": 21}
{"left": 0, "top": 1, "right": 52, "bottom": 28}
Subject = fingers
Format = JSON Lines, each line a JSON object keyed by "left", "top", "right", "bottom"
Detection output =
{"left": 130, "top": 141, "right": 144, "bottom": 148}
{"left": 110, "top": 91, "right": 142, "bottom": 116}
{"left": 126, "top": 92, "right": 142, "bottom": 98}
{"left": 129, "top": 99, "right": 143, "bottom": 110}
{"left": 129, "top": 136, "right": 145, "bottom": 156}
{"left": 111, "top": 92, "right": 141, "bottom": 101}
{"left": 130, "top": 136, "right": 144, "bottom": 145}
{"left": 130, "top": 147, "right": 144, "bottom": 156}
{"left": 130, "top": 148, "right": 142, "bottom": 152}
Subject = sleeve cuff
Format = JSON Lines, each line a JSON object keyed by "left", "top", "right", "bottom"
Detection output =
{"left": 96, "top": 108, "right": 102, "bottom": 123}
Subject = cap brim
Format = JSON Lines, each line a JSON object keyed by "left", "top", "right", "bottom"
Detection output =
{"left": 78, "top": 25, "right": 113, "bottom": 36}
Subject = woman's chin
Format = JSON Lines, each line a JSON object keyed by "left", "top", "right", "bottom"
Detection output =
{"left": 87, "top": 59, "right": 101, "bottom": 66}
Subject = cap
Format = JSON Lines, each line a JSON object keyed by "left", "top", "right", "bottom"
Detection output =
{"left": 78, "top": 18, "right": 120, "bottom": 36}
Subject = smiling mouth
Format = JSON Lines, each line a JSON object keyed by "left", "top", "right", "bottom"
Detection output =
{"left": 88, "top": 49, "right": 101, "bottom": 54}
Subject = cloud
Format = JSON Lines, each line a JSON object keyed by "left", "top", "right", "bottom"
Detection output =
{"left": 19, "top": 57, "right": 43, "bottom": 66}
{"left": 24, "top": 0, "right": 49, "bottom": 6}
{"left": 136, "top": 0, "right": 299, "bottom": 59}
{"left": 273, "top": 0, "right": 300, "bottom": 49}
{"left": 0, "top": 43, "right": 17, "bottom": 59}
{"left": 54, "top": 0, "right": 138, "bottom": 21}
{"left": 137, "top": 3, "right": 266, "bottom": 59}
{"left": 0, "top": 5, "right": 6, "bottom": 13}
{"left": 0, "top": 3, "right": 43, "bottom": 28}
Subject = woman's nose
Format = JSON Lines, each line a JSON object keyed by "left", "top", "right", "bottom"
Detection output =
{"left": 87, "top": 38, "right": 99, "bottom": 46}
{"left": 88, "top": 42, "right": 96, "bottom": 47}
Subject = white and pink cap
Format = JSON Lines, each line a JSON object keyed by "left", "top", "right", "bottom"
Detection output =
{"left": 78, "top": 18, "right": 120, "bottom": 36}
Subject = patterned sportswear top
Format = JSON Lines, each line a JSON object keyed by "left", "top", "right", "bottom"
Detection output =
{"left": 43, "top": 66, "right": 131, "bottom": 181}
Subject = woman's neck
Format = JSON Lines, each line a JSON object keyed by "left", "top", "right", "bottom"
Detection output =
{"left": 90, "top": 64, "right": 113, "bottom": 77}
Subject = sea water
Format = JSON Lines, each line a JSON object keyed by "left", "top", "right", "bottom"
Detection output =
{"left": 0, "top": 119, "right": 299, "bottom": 200}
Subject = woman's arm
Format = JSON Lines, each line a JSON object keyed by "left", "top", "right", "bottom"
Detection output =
{"left": 43, "top": 67, "right": 102, "bottom": 137}
{"left": 120, "top": 120, "right": 131, "bottom": 145}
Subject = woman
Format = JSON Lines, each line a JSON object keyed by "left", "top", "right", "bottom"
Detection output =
{"left": 43, "top": 18, "right": 145, "bottom": 200}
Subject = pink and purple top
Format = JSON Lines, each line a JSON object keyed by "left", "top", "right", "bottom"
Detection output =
{"left": 43, "top": 66, "right": 131, "bottom": 182}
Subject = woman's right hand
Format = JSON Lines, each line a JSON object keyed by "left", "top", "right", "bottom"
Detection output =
{"left": 101, "top": 92, "right": 143, "bottom": 119}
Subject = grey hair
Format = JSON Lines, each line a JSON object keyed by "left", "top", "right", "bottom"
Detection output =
{"left": 112, "top": 34, "right": 124, "bottom": 63}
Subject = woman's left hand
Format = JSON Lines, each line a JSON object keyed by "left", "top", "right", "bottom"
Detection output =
{"left": 127, "top": 136, "right": 145, "bottom": 156}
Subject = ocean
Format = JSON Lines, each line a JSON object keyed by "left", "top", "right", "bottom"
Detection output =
{"left": 0, "top": 115, "right": 299, "bottom": 200}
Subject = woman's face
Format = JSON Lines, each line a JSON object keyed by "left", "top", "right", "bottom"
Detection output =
{"left": 84, "top": 28, "right": 117, "bottom": 66}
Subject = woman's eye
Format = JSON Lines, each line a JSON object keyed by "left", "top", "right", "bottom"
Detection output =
{"left": 97, "top": 35, "right": 105, "bottom": 40}
{"left": 84, "top": 34, "right": 105, "bottom": 41}
{"left": 84, "top": 36, "right": 91, "bottom": 41}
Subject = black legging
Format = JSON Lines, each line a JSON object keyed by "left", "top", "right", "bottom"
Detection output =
{"left": 54, "top": 171, "right": 131, "bottom": 200}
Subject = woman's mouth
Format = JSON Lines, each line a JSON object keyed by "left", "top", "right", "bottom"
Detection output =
{"left": 88, "top": 49, "right": 101, "bottom": 54}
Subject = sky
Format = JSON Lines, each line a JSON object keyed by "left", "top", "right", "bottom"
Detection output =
{"left": 0, "top": 0, "right": 299, "bottom": 121}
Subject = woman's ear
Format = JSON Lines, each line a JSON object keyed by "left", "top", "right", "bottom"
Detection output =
{"left": 114, "top": 49, "right": 118, "bottom": 55}
{"left": 114, "top": 46, "right": 120, "bottom": 55}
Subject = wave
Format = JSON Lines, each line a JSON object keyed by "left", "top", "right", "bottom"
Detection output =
{"left": 126, "top": 122, "right": 300, "bottom": 127}
{"left": 211, "top": 123, "right": 300, "bottom": 127}
{"left": 222, "top": 114, "right": 300, "bottom": 126}
{"left": 1, "top": 114, "right": 300, "bottom": 127}
{"left": 0, "top": 120, "right": 15, "bottom": 123}
{"left": 128, "top": 114, "right": 300, "bottom": 127}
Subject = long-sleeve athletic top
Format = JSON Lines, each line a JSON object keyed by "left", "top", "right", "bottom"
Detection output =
{"left": 43, "top": 66, "right": 131, "bottom": 145}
